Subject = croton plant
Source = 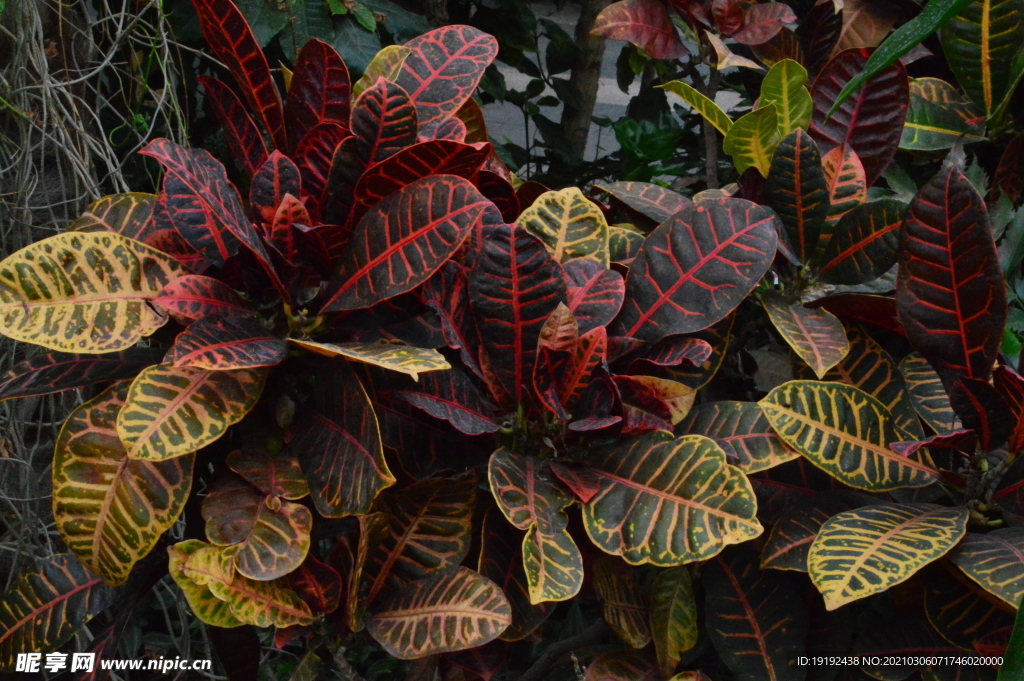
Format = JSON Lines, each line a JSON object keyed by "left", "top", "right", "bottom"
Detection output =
{"left": 0, "top": 0, "right": 1023, "bottom": 678}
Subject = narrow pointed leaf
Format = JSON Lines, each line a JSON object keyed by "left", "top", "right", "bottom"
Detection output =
{"left": 766, "top": 129, "right": 829, "bottom": 262}
{"left": 322, "top": 175, "right": 491, "bottom": 311}
{"left": 0, "top": 349, "right": 162, "bottom": 401}
{"left": 651, "top": 566, "right": 697, "bottom": 676}
{"left": 54, "top": 382, "right": 194, "bottom": 586}
{"left": 723, "top": 105, "right": 782, "bottom": 177}
{"left": 591, "top": 0, "right": 687, "bottom": 60}
{"left": 286, "top": 360, "right": 392, "bottom": 517}
{"left": 897, "top": 161, "right": 1007, "bottom": 385}
{"left": 821, "top": 144, "right": 867, "bottom": 237}
{"left": 560, "top": 326, "right": 608, "bottom": 410}
{"left": 900, "top": 78, "right": 987, "bottom": 151}
{"left": 810, "top": 48, "right": 909, "bottom": 185}
{"left": 0, "top": 232, "right": 184, "bottom": 352}
{"left": 612, "top": 199, "right": 777, "bottom": 342}
{"left": 818, "top": 198, "right": 904, "bottom": 284}
{"left": 197, "top": 76, "right": 269, "bottom": 177}
{"left": 993, "top": 134, "right": 1024, "bottom": 204}
{"left": 69, "top": 192, "right": 156, "bottom": 240}
{"left": 760, "top": 60, "right": 813, "bottom": 137}
{"left": 167, "top": 540, "right": 243, "bottom": 628}
{"left": 249, "top": 151, "right": 301, "bottom": 224}
{"left": 367, "top": 566, "right": 511, "bottom": 659}
{"left": 594, "top": 182, "right": 691, "bottom": 224}
{"left": 676, "top": 401, "right": 799, "bottom": 473}
{"left": 284, "top": 39, "right": 351, "bottom": 152}
{"left": 759, "top": 381, "right": 939, "bottom": 491}
{"left": 289, "top": 339, "right": 449, "bottom": 381}
{"left": 516, "top": 188, "right": 610, "bottom": 267}
{"left": 808, "top": 503, "right": 969, "bottom": 610}
{"left": 392, "top": 369, "right": 498, "bottom": 435}
{"left": 951, "top": 375, "right": 1011, "bottom": 450}
{"left": 593, "top": 558, "right": 652, "bottom": 648}
{"left": 705, "top": 547, "right": 808, "bottom": 681}
{"left": 294, "top": 122, "right": 348, "bottom": 207}
{"left": 899, "top": 352, "right": 962, "bottom": 433}
{"left": 166, "top": 316, "right": 287, "bottom": 370}
{"left": 354, "top": 45, "right": 413, "bottom": 97}
{"left": 762, "top": 292, "right": 850, "bottom": 379}
{"left": 563, "top": 258, "right": 625, "bottom": 334}
{"left": 951, "top": 528, "right": 1024, "bottom": 609}
{"left": 659, "top": 81, "right": 733, "bottom": 136}
{"left": 584, "top": 431, "right": 763, "bottom": 566}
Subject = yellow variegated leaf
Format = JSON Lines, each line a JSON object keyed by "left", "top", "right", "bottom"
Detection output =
{"left": 898, "top": 352, "right": 962, "bottom": 434}
{"left": 808, "top": 504, "right": 969, "bottom": 610}
{"left": 762, "top": 293, "right": 850, "bottom": 379}
{"left": 593, "top": 558, "right": 652, "bottom": 649}
{"left": 167, "top": 540, "right": 243, "bottom": 628}
{"left": 759, "top": 59, "right": 812, "bottom": 138}
{"left": 706, "top": 31, "right": 765, "bottom": 71}
{"left": 522, "top": 525, "right": 583, "bottom": 605}
{"left": 183, "top": 544, "right": 236, "bottom": 586}
{"left": 354, "top": 45, "right": 413, "bottom": 97}
{"left": 723, "top": 105, "right": 782, "bottom": 177}
{"left": 651, "top": 566, "right": 698, "bottom": 677}
{"left": 659, "top": 81, "right": 734, "bottom": 136}
{"left": 627, "top": 375, "right": 696, "bottom": 425}
{"left": 759, "top": 381, "right": 938, "bottom": 491}
{"left": 950, "top": 528, "right": 1024, "bottom": 609}
{"left": 53, "top": 381, "right": 194, "bottom": 586}
{"left": 118, "top": 364, "right": 267, "bottom": 461}
{"left": 288, "top": 339, "right": 450, "bottom": 381}
{"left": 515, "top": 187, "right": 610, "bottom": 266}
{"left": 0, "top": 232, "right": 185, "bottom": 352}
{"left": 68, "top": 193, "right": 156, "bottom": 238}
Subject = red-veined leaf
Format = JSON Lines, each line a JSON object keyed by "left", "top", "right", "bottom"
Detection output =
{"left": 226, "top": 443, "right": 308, "bottom": 499}
{"left": 733, "top": 3, "right": 797, "bottom": 45}
{"left": 585, "top": 431, "right": 763, "bottom": 565}
{"left": 68, "top": 192, "right": 156, "bottom": 240}
{"left": 677, "top": 401, "right": 799, "bottom": 473}
{"left": 994, "top": 365, "right": 1024, "bottom": 453}
{"left": 288, "top": 553, "right": 342, "bottom": 615}
{"left": 655, "top": 315, "right": 735, "bottom": 390}
{"left": 266, "top": 194, "right": 313, "bottom": 263}
{"left": 762, "top": 292, "right": 850, "bottom": 378}
{"left": 470, "top": 224, "right": 568, "bottom": 404}
{"left": 188, "top": 0, "right": 286, "bottom": 149}
{"left": 628, "top": 336, "right": 713, "bottom": 375}
{"left": 950, "top": 376, "right": 1011, "bottom": 451}
{"left": 897, "top": 159, "right": 1007, "bottom": 386}
{"left": 420, "top": 261, "right": 484, "bottom": 379}
{"left": 367, "top": 566, "right": 511, "bottom": 659}
{"left": 951, "top": 527, "right": 1024, "bottom": 611}
{"left": 197, "top": 76, "right": 268, "bottom": 177}
{"left": 889, "top": 429, "right": 978, "bottom": 458}
{"left": 751, "top": 27, "right": 805, "bottom": 68}
{"left": 765, "top": 128, "right": 829, "bottom": 263}
{"left": 563, "top": 258, "right": 625, "bottom": 334}
{"left": 294, "top": 122, "right": 348, "bottom": 208}
{"left": 593, "top": 0, "right": 688, "bottom": 59}
{"left": 712, "top": 0, "right": 750, "bottom": 35}
{"left": 395, "top": 25, "right": 499, "bottom": 131}
{"left": 153, "top": 274, "right": 251, "bottom": 322}
{"left": 0, "top": 349, "right": 162, "bottom": 402}
{"left": 818, "top": 198, "right": 904, "bottom": 284}
{"left": 249, "top": 151, "right": 301, "bottom": 225}
{"left": 613, "top": 375, "right": 676, "bottom": 432}
{"left": 820, "top": 143, "right": 867, "bottom": 236}
{"left": 611, "top": 199, "right": 778, "bottom": 342}
{"left": 759, "top": 494, "right": 861, "bottom": 571}
{"left": 796, "top": 0, "right": 843, "bottom": 74}
{"left": 559, "top": 326, "right": 607, "bottom": 410}
{"left": 594, "top": 181, "right": 691, "bottom": 227}
{"left": 143, "top": 203, "right": 210, "bottom": 273}
{"left": 322, "top": 175, "right": 492, "bottom": 311}
{"left": 165, "top": 315, "right": 287, "bottom": 370}
{"left": 391, "top": 368, "right": 499, "bottom": 435}
{"left": 284, "top": 39, "right": 351, "bottom": 153}
{"left": 705, "top": 547, "right": 808, "bottom": 681}
{"left": 549, "top": 461, "right": 603, "bottom": 504}
{"left": 922, "top": 562, "right": 1016, "bottom": 652}
{"left": 473, "top": 170, "right": 520, "bottom": 223}
{"left": 593, "top": 557, "right": 651, "bottom": 648}
{"left": 421, "top": 116, "right": 468, "bottom": 142}
{"left": 284, "top": 359, "right": 393, "bottom": 517}
{"left": 809, "top": 48, "right": 909, "bottom": 185}
{"left": 351, "top": 140, "right": 490, "bottom": 227}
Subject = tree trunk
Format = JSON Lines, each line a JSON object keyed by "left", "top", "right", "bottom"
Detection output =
{"left": 558, "top": 0, "right": 612, "bottom": 164}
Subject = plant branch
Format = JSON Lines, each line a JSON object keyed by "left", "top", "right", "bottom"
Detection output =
{"left": 515, "top": 619, "right": 608, "bottom": 681}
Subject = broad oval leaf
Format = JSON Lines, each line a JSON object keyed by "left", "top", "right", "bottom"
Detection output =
{"left": 290, "top": 339, "right": 450, "bottom": 381}
{"left": 591, "top": 0, "right": 687, "bottom": 60}
{"left": 723, "top": 105, "right": 782, "bottom": 178}
{"left": 923, "top": 562, "right": 1015, "bottom": 651}
{"left": 760, "top": 60, "right": 813, "bottom": 138}
{"left": 705, "top": 547, "right": 808, "bottom": 681}
{"left": 759, "top": 494, "right": 860, "bottom": 571}
{"left": 593, "top": 558, "right": 652, "bottom": 649}
{"left": 167, "top": 540, "right": 243, "bottom": 628}
{"left": 226, "top": 446, "right": 308, "bottom": 499}
{"left": 367, "top": 566, "right": 511, "bottom": 659}
{"left": 759, "top": 381, "right": 938, "bottom": 491}
{"left": 900, "top": 78, "right": 987, "bottom": 151}
{"left": 897, "top": 160, "right": 1006, "bottom": 386}
{"left": 516, "top": 187, "right": 610, "bottom": 266}
{"left": 766, "top": 129, "right": 829, "bottom": 263}
{"left": 734, "top": 3, "right": 798, "bottom": 45}
{"left": 808, "top": 503, "right": 969, "bottom": 610}
{"left": 899, "top": 352, "right": 962, "bottom": 434}
{"left": 676, "top": 401, "right": 799, "bottom": 474}
{"left": 68, "top": 192, "right": 156, "bottom": 239}
{"left": 54, "top": 382, "right": 194, "bottom": 586}
{"left": 594, "top": 181, "right": 691, "bottom": 225}
{"left": 153, "top": 275, "right": 251, "bottom": 322}
{"left": 796, "top": 0, "right": 843, "bottom": 74}
{"left": 809, "top": 48, "right": 909, "bottom": 185}
{"left": 0, "top": 232, "right": 184, "bottom": 352}
{"left": 650, "top": 566, "right": 698, "bottom": 677}
{"left": 287, "top": 554, "right": 343, "bottom": 615}
{"left": 395, "top": 25, "right": 499, "bottom": 130}
{"left": 818, "top": 198, "right": 904, "bottom": 284}
{"left": 762, "top": 292, "right": 850, "bottom": 379}
{"left": 488, "top": 449, "right": 573, "bottom": 533}
{"left": 563, "top": 258, "right": 625, "bottom": 334}
{"left": 612, "top": 199, "right": 777, "bottom": 342}
{"left": 584, "top": 431, "right": 763, "bottom": 566}
{"left": 249, "top": 151, "right": 301, "bottom": 224}
{"left": 322, "top": 175, "right": 492, "bottom": 311}
{"left": 951, "top": 528, "right": 1024, "bottom": 609}
{"left": 522, "top": 525, "right": 584, "bottom": 606}
{"left": 285, "top": 359, "right": 392, "bottom": 517}
{"left": 0, "top": 348, "right": 162, "bottom": 402}
{"left": 118, "top": 364, "right": 267, "bottom": 461}
{"left": 0, "top": 554, "right": 121, "bottom": 666}
{"left": 166, "top": 316, "right": 288, "bottom": 370}
{"left": 821, "top": 143, "right": 867, "bottom": 238}
{"left": 606, "top": 225, "right": 642, "bottom": 264}
{"left": 583, "top": 650, "right": 660, "bottom": 681}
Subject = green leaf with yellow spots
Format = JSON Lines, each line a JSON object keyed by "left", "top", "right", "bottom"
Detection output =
{"left": 289, "top": 339, "right": 450, "bottom": 381}
{"left": 593, "top": 557, "right": 652, "bottom": 649}
{"left": 68, "top": 193, "right": 156, "bottom": 239}
{"left": 167, "top": 540, "right": 244, "bottom": 628}
{"left": 516, "top": 187, "right": 610, "bottom": 266}
{"left": 951, "top": 528, "right": 1024, "bottom": 610}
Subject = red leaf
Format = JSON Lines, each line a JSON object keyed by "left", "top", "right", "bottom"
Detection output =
{"left": 154, "top": 274, "right": 252, "bottom": 321}
{"left": 809, "top": 48, "right": 909, "bottom": 185}
{"left": 188, "top": 0, "right": 287, "bottom": 150}
{"left": 810, "top": 293, "right": 903, "bottom": 336}
{"left": 628, "top": 336, "right": 713, "bottom": 374}
{"left": 351, "top": 140, "right": 490, "bottom": 227}
{"left": 0, "top": 349, "right": 162, "bottom": 402}
{"left": 795, "top": 0, "right": 843, "bottom": 74}
{"left": 287, "top": 553, "right": 343, "bottom": 614}
{"left": 294, "top": 122, "right": 349, "bottom": 211}
{"left": 889, "top": 429, "right": 977, "bottom": 458}
{"left": 446, "top": 640, "right": 508, "bottom": 681}
{"left": 549, "top": 461, "right": 602, "bottom": 503}
{"left": 559, "top": 326, "right": 607, "bottom": 409}
{"left": 992, "top": 133, "right": 1024, "bottom": 205}
{"left": 897, "top": 161, "right": 1006, "bottom": 385}
{"left": 197, "top": 76, "right": 269, "bottom": 177}
{"left": 732, "top": 3, "right": 796, "bottom": 45}
{"left": 166, "top": 315, "right": 288, "bottom": 369}
{"left": 322, "top": 175, "right": 493, "bottom": 311}
{"left": 592, "top": 0, "right": 688, "bottom": 60}
{"left": 249, "top": 151, "right": 301, "bottom": 225}
{"left": 392, "top": 368, "right": 499, "bottom": 435}
{"left": 267, "top": 194, "right": 313, "bottom": 263}
{"left": 950, "top": 376, "right": 1010, "bottom": 451}
{"left": 469, "top": 225, "right": 568, "bottom": 404}
{"left": 611, "top": 199, "right": 778, "bottom": 342}
{"left": 421, "top": 116, "right": 468, "bottom": 143}
{"left": 395, "top": 25, "right": 499, "bottom": 131}
{"left": 516, "top": 181, "right": 549, "bottom": 211}
{"left": 612, "top": 375, "right": 673, "bottom": 433}
{"left": 473, "top": 170, "right": 521, "bottom": 223}
{"left": 994, "top": 365, "right": 1024, "bottom": 453}
{"left": 143, "top": 224, "right": 211, "bottom": 273}
{"left": 284, "top": 39, "right": 351, "bottom": 153}
{"left": 712, "top": 0, "right": 749, "bottom": 35}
